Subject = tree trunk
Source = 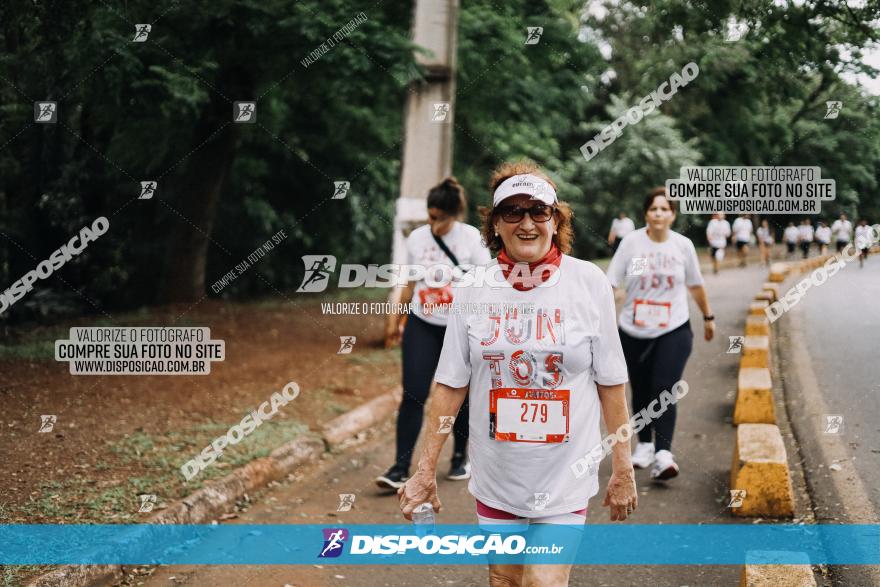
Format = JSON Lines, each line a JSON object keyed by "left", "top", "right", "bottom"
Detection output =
{"left": 157, "top": 93, "right": 240, "bottom": 303}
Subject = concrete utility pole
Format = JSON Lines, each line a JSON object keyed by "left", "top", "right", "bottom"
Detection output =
{"left": 390, "top": 0, "right": 459, "bottom": 269}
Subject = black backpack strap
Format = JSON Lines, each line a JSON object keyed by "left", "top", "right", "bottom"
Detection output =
{"left": 432, "top": 231, "right": 460, "bottom": 267}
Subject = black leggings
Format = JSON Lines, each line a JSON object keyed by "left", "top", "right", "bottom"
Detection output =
{"left": 618, "top": 322, "right": 693, "bottom": 452}
{"left": 395, "top": 314, "right": 468, "bottom": 470}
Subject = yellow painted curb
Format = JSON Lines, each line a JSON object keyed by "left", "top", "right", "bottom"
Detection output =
{"left": 745, "top": 315, "right": 770, "bottom": 337}
{"left": 768, "top": 263, "right": 788, "bottom": 282}
{"left": 749, "top": 300, "right": 770, "bottom": 316}
{"left": 734, "top": 368, "right": 775, "bottom": 425}
{"left": 761, "top": 283, "right": 780, "bottom": 302}
{"left": 740, "top": 552, "right": 815, "bottom": 586}
{"left": 754, "top": 290, "right": 773, "bottom": 303}
{"left": 730, "top": 423, "right": 795, "bottom": 517}
{"left": 740, "top": 336, "right": 770, "bottom": 369}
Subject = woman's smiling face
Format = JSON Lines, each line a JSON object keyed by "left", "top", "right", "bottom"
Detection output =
{"left": 494, "top": 195, "right": 556, "bottom": 263}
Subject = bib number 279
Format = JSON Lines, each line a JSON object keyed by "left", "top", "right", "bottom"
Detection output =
{"left": 489, "top": 387, "right": 570, "bottom": 443}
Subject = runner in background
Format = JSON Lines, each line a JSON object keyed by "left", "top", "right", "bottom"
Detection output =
{"left": 608, "top": 212, "right": 635, "bottom": 254}
{"left": 399, "top": 162, "right": 636, "bottom": 587}
{"left": 855, "top": 219, "right": 872, "bottom": 268}
{"left": 756, "top": 219, "right": 775, "bottom": 266}
{"left": 731, "top": 214, "right": 754, "bottom": 268}
{"left": 784, "top": 222, "right": 800, "bottom": 258}
{"left": 798, "top": 218, "right": 814, "bottom": 259}
{"left": 378, "top": 177, "right": 491, "bottom": 490}
{"left": 832, "top": 213, "right": 853, "bottom": 253}
{"left": 607, "top": 188, "right": 715, "bottom": 481}
{"left": 815, "top": 221, "right": 832, "bottom": 256}
{"left": 705, "top": 212, "right": 731, "bottom": 274}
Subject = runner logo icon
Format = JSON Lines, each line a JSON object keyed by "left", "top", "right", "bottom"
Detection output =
{"left": 332, "top": 181, "right": 350, "bottom": 200}
{"left": 34, "top": 102, "right": 57, "bottom": 123}
{"left": 297, "top": 255, "right": 338, "bottom": 292}
{"left": 525, "top": 27, "right": 543, "bottom": 45}
{"left": 38, "top": 415, "right": 57, "bottom": 433}
{"left": 727, "top": 336, "right": 743, "bottom": 354}
{"left": 319, "top": 528, "right": 349, "bottom": 558}
{"left": 824, "top": 101, "right": 842, "bottom": 119}
{"left": 139, "top": 181, "right": 157, "bottom": 200}
{"left": 233, "top": 102, "right": 256, "bottom": 123}
{"left": 133, "top": 24, "right": 151, "bottom": 42}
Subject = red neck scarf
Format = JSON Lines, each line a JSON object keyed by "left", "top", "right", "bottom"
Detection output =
{"left": 497, "top": 243, "right": 562, "bottom": 291}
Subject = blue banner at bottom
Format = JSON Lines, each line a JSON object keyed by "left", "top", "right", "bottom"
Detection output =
{"left": 3, "top": 524, "right": 880, "bottom": 565}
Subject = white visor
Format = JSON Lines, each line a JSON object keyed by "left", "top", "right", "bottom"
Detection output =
{"left": 492, "top": 174, "right": 558, "bottom": 208}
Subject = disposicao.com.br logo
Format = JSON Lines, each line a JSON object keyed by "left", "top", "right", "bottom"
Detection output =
{"left": 317, "top": 527, "right": 563, "bottom": 558}
{"left": 296, "top": 255, "right": 561, "bottom": 292}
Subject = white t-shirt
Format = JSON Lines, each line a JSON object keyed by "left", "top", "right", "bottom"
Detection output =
{"left": 611, "top": 217, "right": 635, "bottom": 239}
{"left": 706, "top": 219, "right": 731, "bottom": 248}
{"left": 831, "top": 219, "right": 852, "bottom": 242}
{"left": 798, "top": 224, "right": 814, "bottom": 242}
{"left": 732, "top": 217, "right": 753, "bottom": 243}
{"left": 783, "top": 226, "right": 800, "bottom": 244}
{"left": 607, "top": 228, "right": 704, "bottom": 340}
{"left": 407, "top": 222, "right": 491, "bottom": 326}
{"left": 756, "top": 226, "right": 773, "bottom": 244}
{"left": 433, "top": 256, "right": 629, "bottom": 517}
{"left": 815, "top": 226, "right": 832, "bottom": 244}
{"left": 855, "top": 225, "right": 872, "bottom": 249}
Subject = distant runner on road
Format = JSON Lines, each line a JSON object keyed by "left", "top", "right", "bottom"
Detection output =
{"left": 831, "top": 213, "right": 853, "bottom": 253}
{"left": 705, "top": 212, "right": 731, "bottom": 274}
{"left": 815, "top": 221, "right": 832, "bottom": 256}
{"left": 731, "top": 214, "right": 753, "bottom": 268}
{"left": 855, "top": 218, "right": 872, "bottom": 268}
{"left": 756, "top": 219, "right": 774, "bottom": 266}
{"left": 608, "top": 212, "right": 635, "bottom": 254}
{"left": 798, "top": 219, "right": 814, "bottom": 259}
{"left": 784, "top": 222, "right": 800, "bottom": 258}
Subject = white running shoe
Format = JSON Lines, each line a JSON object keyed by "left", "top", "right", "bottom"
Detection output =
{"left": 651, "top": 450, "right": 680, "bottom": 480}
{"left": 631, "top": 442, "right": 656, "bottom": 469}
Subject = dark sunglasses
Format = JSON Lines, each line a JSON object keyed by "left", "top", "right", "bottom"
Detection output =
{"left": 497, "top": 203, "right": 555, "bottom": 223}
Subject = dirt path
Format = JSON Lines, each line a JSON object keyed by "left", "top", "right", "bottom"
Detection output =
{"left": 0, "top": 298, "right": 398, "bottom": 526}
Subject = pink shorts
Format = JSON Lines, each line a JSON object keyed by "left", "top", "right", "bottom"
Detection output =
{"left": 476, "top": 499, "right": 587, "bottom": 530}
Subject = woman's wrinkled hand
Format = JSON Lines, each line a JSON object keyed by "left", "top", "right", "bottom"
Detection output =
{"left": 398, "top": 467, "right": 442, "bottom": 521}
{"left": 603, "top": 466, "right": 638, "bottom": 521}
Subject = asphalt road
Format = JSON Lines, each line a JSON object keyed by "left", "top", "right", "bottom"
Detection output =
{"left": 777, "top": 252, "right": 880, "bottom": 586}
{"left": 798, "top": 253, "right": 880, "bottom": 511}
{"left": 132, "top": 261, "right": 822, "bottom": 587}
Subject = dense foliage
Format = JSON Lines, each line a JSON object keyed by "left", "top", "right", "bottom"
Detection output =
{"left": 0, "top": 0, "right": 877, "bottom": 319}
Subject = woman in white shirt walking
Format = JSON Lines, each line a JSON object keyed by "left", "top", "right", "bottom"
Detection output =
{"left": 607, "top": 188, "right": 715, "bottom": 480}
{"left": 398, "top": 162, "right": 636, "bottom": 587}
{"left": 855, "top": 219, "right": 873, "bottom": 268}
{"left": 378, "top": 177, "right": 491, "bottom": 490}
{"left": 731, "top": 214, "right": 754, "bottom": 267}
{"left": 832, "top": 214, "right": 853, "bottom": 253}
{"left": 756, "top": 219, "right": 774, "bottom": 266}
{"left": 798, "top": 219, "right": 814, "bottom": 259}
{"left": 783, "top": 222, "right": 800, "bottom": 258}
{"left": 815, "top": 222, "right": 832, "bottom": 256}
{"left": 705, "top": 213, "right": 731, "bottom": 274}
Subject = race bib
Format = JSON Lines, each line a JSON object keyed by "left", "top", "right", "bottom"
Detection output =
{"left": 418, "top": 285, "right": 453, "bottom": 315}
{"left": 489, "top": 388, "right": 570, "bottom": 443}
{"left": 633, "top": 299, "right": 671, "bottom": 329}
